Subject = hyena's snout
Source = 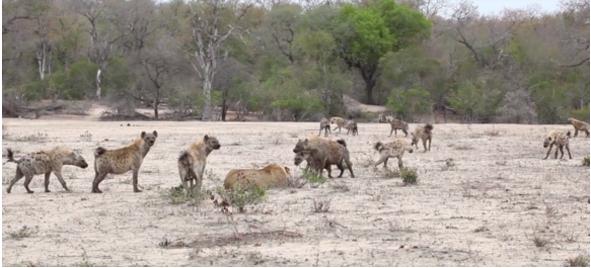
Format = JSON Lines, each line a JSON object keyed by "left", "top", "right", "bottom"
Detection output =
{"left": 79, "top": 160, "right": 89, "bottom": 168}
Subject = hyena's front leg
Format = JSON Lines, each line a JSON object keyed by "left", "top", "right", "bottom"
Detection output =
{"left": 397, "top": 156, "right": 403, "bottom": 169}
{"left": 6, "top": 169, "right": 24, "bottom": 194}
{"left": 422, "top": 139, "right": 428, "bottom": 152}
{"left": 44, "top": 172, "right": 51, "bottom": 192}
{"left": 132, "top": 169, "right": 142, "bottom": 193}
{"left": 574, "top": 128, "right": 579, "bottom": 137}
{"left": 428, "top": 137, "right": 432, "bottom": 151}
{"left": 54, "top": 170, "right": 71, "bottom": 192}
{"left": 559, "top": 145, "right": 565, "bottom": 159}
{"left": 544, "top": 144, "right": 554, "bottom": 159}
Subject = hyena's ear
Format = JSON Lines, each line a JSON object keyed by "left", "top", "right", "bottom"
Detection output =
{"left": 204, "top": 135, "right": 209, "bottom": 141}
{"left": 566, "top": 131, "right": 572, "bottom": 137}
{"left": 284, "top": 166, "right": 290, "bottom": 174}
{"left": 153, "top": 130, "right": 158, "bottom": 137}
{"left": 141, "top": 131, "right": 146, "bottom": 138}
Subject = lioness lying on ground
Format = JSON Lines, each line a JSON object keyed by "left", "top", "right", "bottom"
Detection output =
{"left": 223, "top": 164, "right": 291, "bottom": 190}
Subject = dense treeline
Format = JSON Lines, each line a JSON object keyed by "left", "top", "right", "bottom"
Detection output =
{"left": 2, "top": 0, "right": 589, "bottom": 122}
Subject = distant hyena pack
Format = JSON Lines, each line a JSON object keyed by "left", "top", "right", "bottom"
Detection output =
{"left": 4, "top": 115, "right": 588, "bottom": 195}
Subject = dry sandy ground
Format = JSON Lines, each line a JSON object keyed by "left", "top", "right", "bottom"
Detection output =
{"left": 2, "top": 119, "right": 589, "bottom": 266}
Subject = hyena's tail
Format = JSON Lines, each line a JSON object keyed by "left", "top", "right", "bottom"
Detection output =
{"left": 6, "top": 148, "right": 17, "bottom": 163}
{"left": 178, "top": 151, "right": 196, "bottom": 182}
{"left": 374, "top": 142, "right": 384, "bottom": 152}
{"left": 94, "top": 147, "right": 107, "bottom": 157}
{"left": 336, "top": 139, "right": 347, "bottom": 147}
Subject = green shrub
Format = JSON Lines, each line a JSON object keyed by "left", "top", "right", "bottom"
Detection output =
{"left": 583, "top": 156, "right": 589, "bottom": 167}
{"left": 216, "top": 184, "right": 266, "bottom": 213}
{"left": 301, "top": 168, "right": 327, "bottom": 185}
{"left": 49, "top": 60, "right": 97, "bottom": 99}
{"left": 571, "top": 106, "right": 590, "bottom": 123}
{"left": 386, "top": 87, "right": 431, "bottom": 119}
{"left": 23, "top": 79, "right": 49, "bottom": 100}
{"left": 162, "top": 185, "right": 208, "bottom": 205}
{"left": 400, "top": 167, "right": 417, "bottom": 185}
{"left": 566, "top": 254, "right": 590, "bottom": 267}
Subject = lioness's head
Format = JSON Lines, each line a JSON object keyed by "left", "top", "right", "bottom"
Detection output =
{"left": 141, "top": 130, "right": 158, "bottom": 147}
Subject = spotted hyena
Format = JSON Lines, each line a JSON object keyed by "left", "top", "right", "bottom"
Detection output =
{"left": 543, "top": 130, "right": 572, "bottom": 160}
{"left": 6, "top": 147, "right": 88, "bottom": 194}
{"left": 92, "top": 131, "right": 158, "bottom": 193}
{"left": 178, "top": 135, "right": 221, "bottom": 196}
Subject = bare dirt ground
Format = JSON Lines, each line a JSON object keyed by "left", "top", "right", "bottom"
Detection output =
{"left": 2, "top": 119, "right": 589, "bottom": 266}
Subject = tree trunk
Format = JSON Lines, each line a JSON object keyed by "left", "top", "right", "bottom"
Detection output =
{"left": 364, "top": 79, "right": 376, "bottom": 105}
{"left": 359, "top": 65, "right": 377, "bottom": 105}
{"left": 153, "top": 100, "right": 159, "bottom": 120}
{"left": 221, "top": 94, "right": 227, "bottom": 121}
{"left": 202, "top": 75, "right": 212, "bottom": 121}
{"left": 96, "top": 68, "right": 102, "bottom": 100}
{"left": 36, "top": 42, "right": 50, "bottom": 80}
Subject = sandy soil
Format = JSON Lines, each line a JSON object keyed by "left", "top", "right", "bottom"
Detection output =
{"left": 2, "top": 119, "right": 589, "bottom": 266}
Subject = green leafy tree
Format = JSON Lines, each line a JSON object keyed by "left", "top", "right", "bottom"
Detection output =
{"left": 387, "top": 87, "right": 431, "bottom": 119}
{"left": 333, "top": 0, "right": 430, "bottom": 104}
{"left": 449, "top": 81, "right": 502, "bottom": 122}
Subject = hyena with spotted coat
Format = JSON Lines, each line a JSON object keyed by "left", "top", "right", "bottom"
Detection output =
{"left": 543, "top": 130, "right": 572, "bottom": 160}
{"left": 411, "top": 124, "right": 433, "bottom": 152}
{"left": 92, "top": 131, "right": 158, "bottom": 193}
{"left": 568, "top": 117, "right": 589, "bottom": 137}
{"left": 178, "top": 135, "right": 221, "bottom": 196}
{"left": 6, "top": 147, "right": 88, "bottom": 194}
{"left": 373, "top": 139, "right": 414, "bottom": 169}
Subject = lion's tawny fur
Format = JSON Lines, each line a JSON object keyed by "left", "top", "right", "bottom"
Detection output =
{"left": 543, "top": 130, "right": 572, "bottom": 159}
{"left": 6, "top": 146, "right": 88, "bottom": 194}
{"left": 373, "top": 139, "right": 413, "bottom": 169}
{"left": 92, "top": 131, "right": 157, "bottom": 193}
{"left": 178, "top": 135, "right": 221, "bottom": 196}
{"left": 568, "top": 117, "right": 589, "bottom": 137}
{"left": 223, "top": 164, "right": 291, "bottom": 190}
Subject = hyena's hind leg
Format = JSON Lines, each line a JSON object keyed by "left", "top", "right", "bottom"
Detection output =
{"left": 92, "top": 172, "right": 108, "bottom": 193}
{"left": 44, "top": 172, "right": 51, "bottom": 192}
{"left": 6, "top": 168, "right": 24, "bottom": 194}
{"left": 565, "top": 144, "right": 573, "bottom": 159}
{"left": 396, "top": 156, "right": 403, "bottom": 169}
{"left": 345, "top": 157, "right": 355, "bottom": 178}
{"left": 374, "top": 155, "right": 389, "bottom": 168}
{"left": 23, "top": 174, "right": 35, "bottom": 194}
